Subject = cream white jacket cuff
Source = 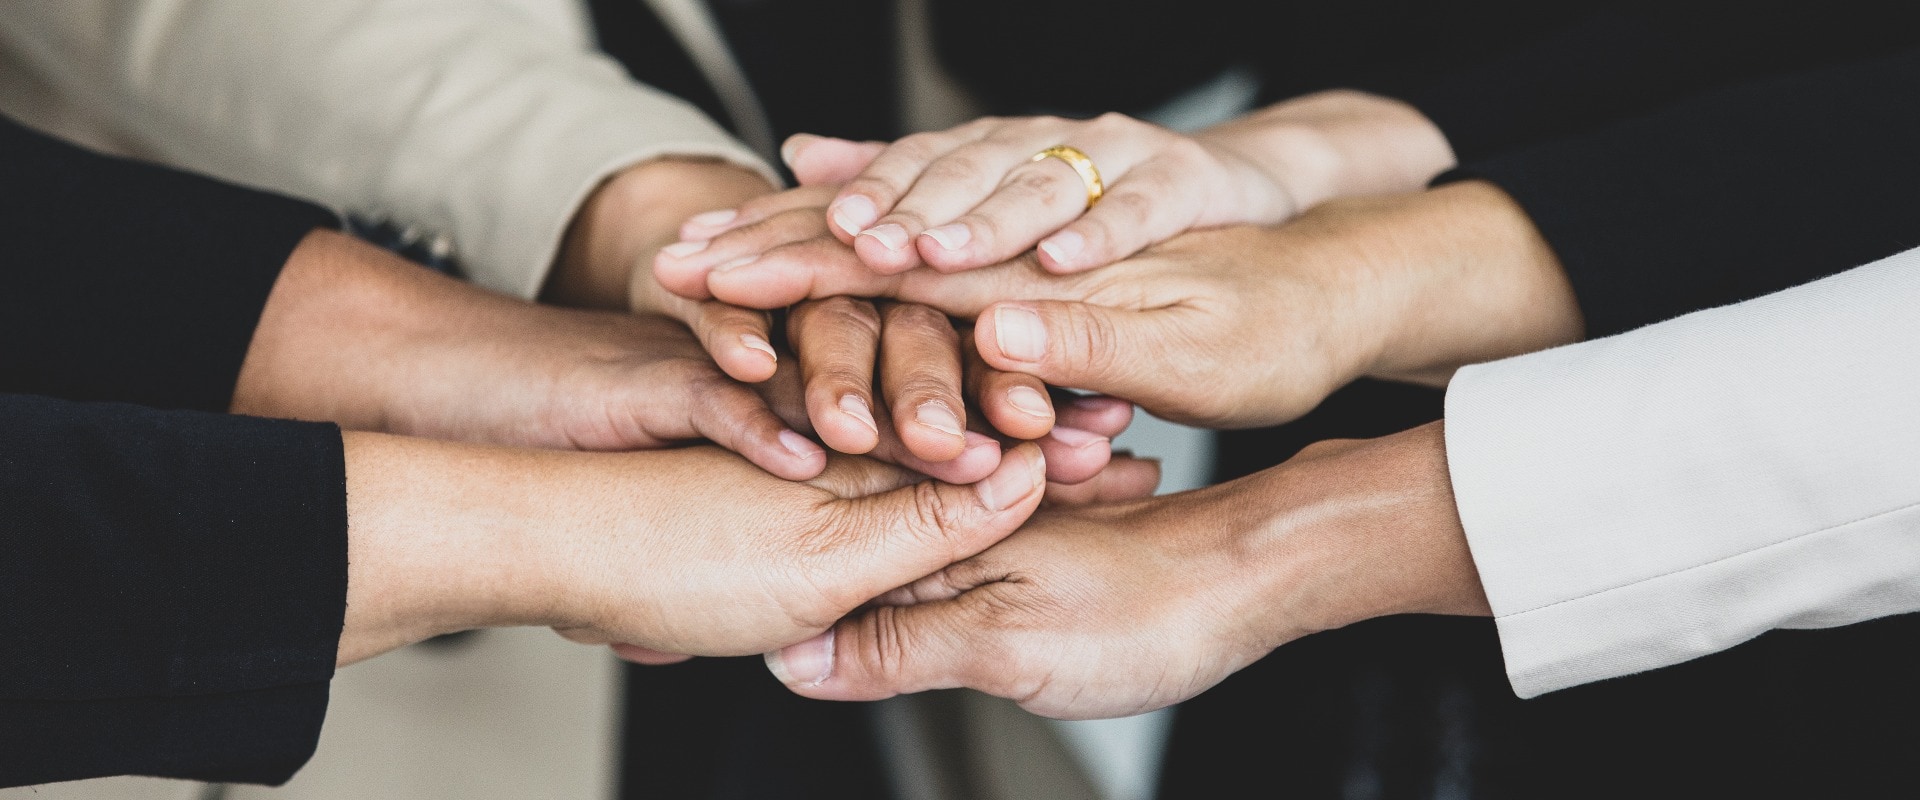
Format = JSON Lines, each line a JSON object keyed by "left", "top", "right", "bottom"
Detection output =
{"left": 1444, "top": 246, "right": 1920, "bottom": 699}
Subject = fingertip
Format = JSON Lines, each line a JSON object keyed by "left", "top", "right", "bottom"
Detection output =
{"left": 976, "top": 303, "right": 1048, "bottom": 367}
{"left": 976, "top": 441, "right": 1046, "bottom": 513}
{"left": 782, "top": 132, "right": 823, "bottom": 171}
{"left": 766, "top": 628, "right": 836, "bottom": 689}
{"left": 716, "top": 342, "right": 780, "bottom": 384}
{"left": 830, "top": 194, "right": 879, "bottom": 241}
{"left": 855, "top": 224, "right": 920, "bottom": 274}
{"left": 611, "top": 644, "right": 696, "bottom": 666}
{"left": 989, "top": 383, "right": 1056, "bottom": 440}
{"left": 1036, "top": 228, "right": 1091, "bottom": 273}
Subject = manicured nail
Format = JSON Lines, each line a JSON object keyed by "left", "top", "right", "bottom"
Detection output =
{"left": 782, "top": 133, "right": 821, "bottom": 168}
{"left": 741, "top": 334, "right": 777, "bottom": 362}
{"left": 686, "top": 209, "right": 738, "bottom": 229}
{"left": 922, "top": 223, "right": 972, "bottom": 252}
{"left": 840, "top": 394, "right": 878, "bottom": 434}
{"left": 1005, "top": 385, "right": 1052, "bottom": 418}
{"left": 915, "top": 401, "right": 964, "bottom": 437}
{"left": 778, "top": 430, "right": 821, "bottom": 460}
{"left": 766, "top": 629, "right": 834, "bottom": 687}
{"left": 1038, "top": 229, "right": 1085, "bottom": 267}
{"left": 713, "top": 255, "right": 758, "bottom": 272}
{"left": 860, "top": 223, "right": 909, "bottom": 252}
{"left": 993, "top": 305, "right": 1047, "bottom": 362}
{"left": 976, "top": 446, "right": 1041, "bottom": 511}
{"left": 660, "top": 239, "right": 710, "bottom": 259}
{"left": 1048, "top": 426, "right": 1108, "bottom": 449}
{"left": 832, "top": 195, "right": 878, "bottom": 237}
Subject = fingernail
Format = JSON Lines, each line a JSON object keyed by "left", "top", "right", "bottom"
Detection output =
{"left": 922, "top": 223, "right": 972, "bottom": 252}
{"left": 840, "top": 394, "right": 879, "bottom": 434}
{"left": 1048, "top": 426, "right": 1109, "bottom": 449}
{"left": 832, "top": 195, "right": 878, "bottom": 237}
{"left": 1038, "top": 230, "right": 1085, "bottom": 267}
{"left": 976, "top": 447, "right": 1041, "bottom": 511}
{"left": 860, "top": 223, "right": 909, "bottom": 252}
{"left": 741, "top": 334, "right": 777, "bottom": 362}
{"left": 713, "top": 255, "right": 758, "bottom": 273}
{"left": 782, "top": 133, "right": 820, "bottom": 168}
{"left": 779, "top": 430, "right": 821, "bottom": 460}
{"left": 915, "top": 401, "right": 964, "bottom": 437}
{"left": 661, "top": 239, "right": 710, "bottom": 259}
{"left": 1006, "top": 385, "right": 1052, "bottom": 418}
{"left": 766, "top": 629, "right": 834, "bottom": 687}
{"left": 686, "top": 209, "right": 738, "bottom": 229}
{"left": 993, "top": 305, "right": 1047, "bottom": 362}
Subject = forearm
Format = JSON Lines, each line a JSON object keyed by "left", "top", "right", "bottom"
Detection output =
{"left": 1197, "top": 89, "right": 1456, "bottom": 215}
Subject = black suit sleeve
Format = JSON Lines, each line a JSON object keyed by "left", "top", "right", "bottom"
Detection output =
{"left": 0, "top": 116, "right": 352, "bottom": 787}
{"left": 1441, "top": 46, "right": 1920, "bottom": 338}
{"left": 0, "top": 397, "right": 348, "bottom": 788}
{"left": 1394, "top": 1, "right": 1920, "bottom": 162}
{"left": 0, "top": 114, "right": 340, "bottom": 413}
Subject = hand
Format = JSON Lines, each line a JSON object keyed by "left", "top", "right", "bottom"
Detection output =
{"left": 695, "top": 181, "right": 1583, "bottom": 429}
{"left": 765, "top": 422, "right": 1489, "bottom": 720}
{"left": 234, "top": 229, "right": 837, "bottom": 478}
{"left": 336, "top": 437, "right": 1051, "bottom": 665}
{"left": 774, "top": 89, "right": 1453, "bottom": 275}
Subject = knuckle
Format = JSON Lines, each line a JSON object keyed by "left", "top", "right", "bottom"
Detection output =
{"left": 884, "top": 301, "right": 957, "bottom": 334}
{"left": 908, "top": 481, "right": 966, "bottom": 557}
{"left": 923, "top": 151, "right": 990, "bottom": 186}
{"left": 1002, "top": 168, "right": 1076, "bottom": 211}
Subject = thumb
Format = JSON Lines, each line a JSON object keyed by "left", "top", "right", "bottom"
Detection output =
{"left": 785, "top": 134, "right": 888, "bottom": 185}
{"left": 975, "top": 301, "right": 1177, "bottom": 406}
{"left": 765, "top": 597, "right": 993, "bottom": 700}
{"left": 823, "top": 443, "right": 1045, "bottom": 601}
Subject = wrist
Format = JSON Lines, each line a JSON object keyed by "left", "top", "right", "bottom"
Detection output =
{"left": 1343, "top": 181, "right": 1583, "bottom": 384}
{"left": 338, "top": 433, "right": 566, "bottom": 665}
{"left": 548, "top": 157, "right": 776, "bottom": 313}
{"left": 1197, "top": 89, "right": 1456, "bottom": 216}
{"left": 1255, "top": 422, "right": 1489, "bottom": 640}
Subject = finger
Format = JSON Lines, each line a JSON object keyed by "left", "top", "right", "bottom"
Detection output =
{"left": 788, "top": 297, "right": 884, "bottom": 455}
{"left": 916, "top": 151, "right": 1102, "bottom": 273}
{"left": 678, "top": 299, "right": 780, "bottom": 384}
{"left": 867, "top": 135, "right": 1062, "bottom": 273}
{"left": 1033, "top": 426, "right": 1113, "bottom": 486}
{"left": 682, "top": 377, "right": 827, "bottom": 482}
{"left": 869, "top": 429, "right": 1002, "bottom": 485}
{"left": 657, "top": 203, "right": 834, "bottom": 299}
{"left": 784, "top": 134, "right": 888, "bottom": 187}
{"left": 879, "top": 303, "right": 969, "bottom": 462}
{"left": 610, "top": 644, "right": 696, "bottom": 666}
{"left": 1042, "top": 456, "right": 1162, "bottom": 506}
{"left": 974, "top": 300, "right": 1180, "bottom": 407}
{"left": 1053, "top": 393, "right": 1135, "bottom": 439}
{"left": 964, "top": 328, "right": 1055, "bottom": 442}
{"left": 827, "top": 122, "right": 997, "bottom": 250}
{"left": 767, "top": 593, "right": 1007, "bottom": 700}
{"left": 1037, "top": 157, "right": 1210, "bottom": 273}
{"left": 705, "top": 233, "right": 902, "bottom": 309}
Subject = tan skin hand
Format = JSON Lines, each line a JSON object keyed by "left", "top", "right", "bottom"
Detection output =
{"left": 335, "top": 436, "right": 1051, "bottom": 667}
{"left": 693, "top": 181, "right": 1583, "bottom": 429}
{"left": 768, "top": 421, "right": 1488, "bottom": 720}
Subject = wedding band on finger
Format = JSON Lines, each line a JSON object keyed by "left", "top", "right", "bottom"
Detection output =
{"left": 1030, "top": 145, "right": 1105, "bottom": 210}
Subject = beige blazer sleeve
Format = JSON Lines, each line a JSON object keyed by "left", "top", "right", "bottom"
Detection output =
{"left": 0, "top": 0, "right": 778, "bottom": 299}
{"left": 1444, "top": 245, "right": 1920, "bottom": 699}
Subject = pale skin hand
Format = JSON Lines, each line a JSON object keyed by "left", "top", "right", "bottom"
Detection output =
{"left": 331, "top": 436, "right": 1051, "bottom": 667}
{"left": 766, "top": 421, "right": 1490, "bottom": 720}
{"left": 552, "top": 157, "right": 1108, "bottom": 478}
{"left": 741, "top": 89, "right": 1453, "bottom": 276}
{"left": 682, "top": 181, "right": 1584, "bottom": 429}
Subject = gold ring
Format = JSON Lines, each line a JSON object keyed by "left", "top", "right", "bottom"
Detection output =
{"left": 1030, "top": 145, "right": 1105, "bottom": 210}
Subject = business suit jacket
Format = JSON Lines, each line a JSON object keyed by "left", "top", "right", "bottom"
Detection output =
{"left": 0, "top": 116, "right": 348, "bottom": 788}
